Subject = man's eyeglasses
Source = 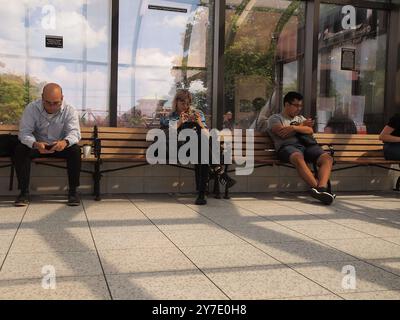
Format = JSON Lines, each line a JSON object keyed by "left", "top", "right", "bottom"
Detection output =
{"left": 44, "top": 100, "right": 62, "bottom": 107}
{"left": 289, "top": 102, "right": 303, "bottom": 109}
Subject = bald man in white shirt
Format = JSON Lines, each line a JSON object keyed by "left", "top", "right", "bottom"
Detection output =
{"left": 14, "top": 83, "right": 82, "bottom": 207}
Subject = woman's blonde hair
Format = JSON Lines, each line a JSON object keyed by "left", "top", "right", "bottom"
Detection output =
{"left": 172, "top": 89, "right": 193, "bottom": 113}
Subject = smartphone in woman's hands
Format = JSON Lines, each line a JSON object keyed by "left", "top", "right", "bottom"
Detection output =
{"left": 45, "top": 143, "right": 55, "bottom": 150}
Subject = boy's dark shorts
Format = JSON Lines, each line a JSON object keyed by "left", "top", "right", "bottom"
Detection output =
{"left": 277, "top": 143, "right": 327, "bottom": 164}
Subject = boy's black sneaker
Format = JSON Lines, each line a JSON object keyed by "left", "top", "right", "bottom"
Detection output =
{"left": 14, "top": 192, "right": 30, "bottom": 207}
{"left": 310, "top": 187, "right": 335, "bottom": 205}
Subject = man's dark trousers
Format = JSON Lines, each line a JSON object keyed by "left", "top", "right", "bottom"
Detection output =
{"left": 13, "top": 142, "right": 81, "bottom": 193}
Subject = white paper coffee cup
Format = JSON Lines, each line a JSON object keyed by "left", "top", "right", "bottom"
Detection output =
{"left": 83, "top": 145, "right": 92, "bottom": 158}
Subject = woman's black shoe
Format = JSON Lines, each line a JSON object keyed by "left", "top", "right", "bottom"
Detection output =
{"left": 195, "top": 192, "right": 207, "bottom": 205}
{"left": 67, "top": 193, "right": 81, "bottom": 206}
{"left": 14, "top": 193, "right": 30, "bottom": 207}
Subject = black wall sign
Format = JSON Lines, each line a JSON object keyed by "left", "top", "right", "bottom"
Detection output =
{"left": 45, "top": 35, "right": 63, "bottom": 49}
{"left": 341, "top": 48, "right": 356, "bottom": 71}
{"left": 148, "top": 5, "right": 187, "bottom": 13}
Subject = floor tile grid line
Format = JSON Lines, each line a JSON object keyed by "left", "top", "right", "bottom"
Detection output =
{"left": 271, "top": 288, "right": 400, "bottom": 300}
{"left": 236, "top": 195, "right": 400, "bottom": 249}
{"left": 337, "top": 290, "right": 400, "bottom": 300}
{"left": 0, "top": 264, "right": 309, "bottom": 283}
{"left": 232, "top": 197, "right": 400, "bottom": 255}
{"left": 229, "top": 199, "right": 400, "bottom": 291}
{"left": 126, "top": 195, "right": 232, "bottom": 300}
{"left": 81, "top": 199, "right": 114, "bottom": 300}
{"left": 260, "top": 197, "right": 400, "bottom": 253}
{"left": 172, "top": 196, "right": 343, "bottom": 299}
{"left": 328, "top": 193, "right": 400, "bottom": 207}
{"left": 0, "top": 274, "right": 107, "bottom": 283}
{"left": 3, "top": 194, "right": 398, "bottom": 300}
{"left": 380, "top": 238, "right": 400, "bottom": 247}
{"left": 270, "top": 293, "right": 344, "bottom": 300}
{"left": 280, "top": 191, "right": 400, "bottom": 229}
{"left": 1, "top": 200, "right": 112, "bottom": 300}
{"left": 0, "top": 258, "right": 400, "bottom": 299}
{"left": 0, "top": 205, "right": 29, "bottom": 273}
{"left": 28, "top": 263, "right": 318, "bottom": 279}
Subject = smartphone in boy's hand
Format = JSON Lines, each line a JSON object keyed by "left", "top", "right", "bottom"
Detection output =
{"left": 303, "top": 118, "right": 315, "bottom": 127}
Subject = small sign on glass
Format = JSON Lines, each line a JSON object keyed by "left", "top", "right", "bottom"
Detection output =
{"left": 45, "top": 35, "right": 63, "bottom": 49}
{"left": 341, "top": 48, "right": 355, "bottom": 71}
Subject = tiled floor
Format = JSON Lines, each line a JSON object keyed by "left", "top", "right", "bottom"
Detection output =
{"left": 0, "top": 192, "right": 400, "bottom": 300}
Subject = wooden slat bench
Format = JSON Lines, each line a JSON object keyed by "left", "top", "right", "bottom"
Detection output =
{"left": 1, "top": 125, "right": 227, "bottom": 200}
{"left": 0, "top": 124, "right": 97, "bottom": 194}
{"left": 91, "top": 126, "right": 227, "bottom": 200}
{"left": 91, "top": 126, "right": 150, "bottom": 200}
{"left": 72, "top": 128, "right": 400, "bottom": 199}
{"left": 3, "top": 124, "right": 399, "bottom": 200}
{"left": 222, "top": 131, "right": 400, "bottom": 197}
{"left": 315, "top": 133, "right": 400, "bottom": 191}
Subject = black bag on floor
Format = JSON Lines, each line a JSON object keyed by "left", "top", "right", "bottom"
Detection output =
{"left": 0, "top": 134, "right": 19, "bottom": 156}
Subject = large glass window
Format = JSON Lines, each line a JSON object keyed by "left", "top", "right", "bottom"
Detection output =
{"left": 1, "top": 1, "right": 393, "bottom": 131}
{"left": 316, "top": 3, "right": 388, "bottom": 134}
{"left": 0, "top": 0, "right": 111, "bottom": 126}
{"left": 224, "top": 0, "right": 305, "bottom": 130}
{"left": 118, "top": 0, "right": 214, "bottom": 128}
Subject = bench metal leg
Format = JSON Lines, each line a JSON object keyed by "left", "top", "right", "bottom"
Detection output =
{"left": 394, "top": 176, "right": 400, "bottom": 192}
{"left": 223, "top": 165, "right": 230, "bottom": 199}
{"left": 211, "top": 168, "right": 221, "bottom": 199}
{"left": 93, "top": 161, "right": 101, "bottom": 201}
{"left": 9, "top": 164, "right": 14, "bottom": 191}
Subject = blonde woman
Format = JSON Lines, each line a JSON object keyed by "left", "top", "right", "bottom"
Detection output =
{"left": 160, "top": 89, "right": 207, "bottom": 130}
{"left": 161, "top": 89, "right": 235, "bottom": 205}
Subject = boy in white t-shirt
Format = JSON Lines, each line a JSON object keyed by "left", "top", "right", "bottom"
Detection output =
{"left": 267, "top": 92, "right": 336, "bottom": 205}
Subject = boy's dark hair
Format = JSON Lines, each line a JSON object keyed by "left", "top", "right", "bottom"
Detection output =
{"left": 284, "top": 92, "right": 303, "bottom": 105}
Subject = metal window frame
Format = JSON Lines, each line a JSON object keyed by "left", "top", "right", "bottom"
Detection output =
{"left": 320, "top": 0, "right": 393, "bottom": 10}
{"left": 212, "top": 0, "right": 225, "bottom": 129}
{"left": 303, "top": 0, "right": 320, "bottom": 118}
{"left": 106, "top": 0, "right": 398, "bottom": 128}
{"left": 109, "top": 0, "right": 119, "bottom": 127}
{"left": 303, "top": 0, "right": 396, "bottom": 123}
{"left": 385, "top": 5, "right": 400, "bottom": 122}
{"left": 3, "top": 1, "right": 397, "bottom": 129}
{"left": 110, "top": 0, "right": 217, "bottom": 128}
{"left": 0, "top": 1, "right": 112, "bottom": 124}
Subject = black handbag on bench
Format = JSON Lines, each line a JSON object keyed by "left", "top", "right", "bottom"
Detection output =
{"left": 296, "top": 132, "right": 318, "bottom": 147}
{"left": 0, "top": 134, "right": 19, "bottom": 156}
